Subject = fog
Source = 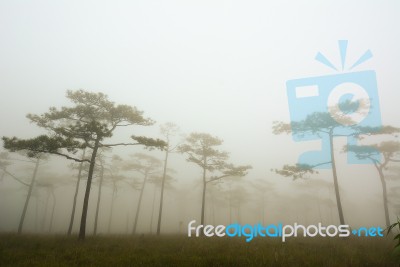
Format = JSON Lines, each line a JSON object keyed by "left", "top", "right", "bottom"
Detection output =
{"left": 0, "top": 0, "right": 399, "bottom": 236}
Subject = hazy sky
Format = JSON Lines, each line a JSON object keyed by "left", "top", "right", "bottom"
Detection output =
{"left": 0, "top": 1, "right": 399, "bottom": 231}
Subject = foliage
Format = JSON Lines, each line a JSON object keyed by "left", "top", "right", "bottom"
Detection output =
{"left": 272, "top": 164, "right": 318, "bottom": 180}
{"left": 2, "top": 90, "right": 166, "bottom": 162}
{"left": 387, "top": 217, "right": 400, "bottom": 249}
{"left": 178, "top": 132, "right": 251, "bottom": 182}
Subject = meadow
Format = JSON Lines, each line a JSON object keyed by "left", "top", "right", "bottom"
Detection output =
{"left": 0, "top": 234, "right": 398, "bottom": 267}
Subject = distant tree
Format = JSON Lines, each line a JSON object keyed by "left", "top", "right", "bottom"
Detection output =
{"left": 2, "top": 90, "right": 166, "bottom": 239}
{"left": 17, "top": 155, "right": 42, "bottom": 234}
{"left": 93, "top": 151, "right": 107, "bottom": 236}
{"left": 124, "top": 153, "right": 162, "bottom": 234}
{"left": 149, "top": 172, "right": 175, "bottom": 233}
{"left": 178, "top": 133, "right": 251, "bottom": 227}
{"left": 249, "top": 179, "right": 275, "bottom": 225}
{"left": 229, "top": 185, "right": 249, "bottom": 224}
{"left": 67, "top": 149, "right": 88, "bottom": 235}
{"left": 346, "top": 140, "right": 400, "bottom": 228}
{"left": 0, "top": 151, "right": 50, "bottom": 233}
{"left": 295, "top": 179, "right": 337, "bottom": 224}
{"left": 0, "top": 151, "right": 30, "bottom": 186}
{"left": 105, "top": 155, "right": 126, "bottom": 234}
{"left": 35, "top": 174, "right": 64, "bottom": 233}
{"left": 157, "top": 122, "right": 180, "bottom": 235}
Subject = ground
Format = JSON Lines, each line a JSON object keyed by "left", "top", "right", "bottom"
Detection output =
{"left": 0, "top": 234, "right": 398, "bottom": 266}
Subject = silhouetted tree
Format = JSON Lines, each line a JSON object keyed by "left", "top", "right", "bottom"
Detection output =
{"left": 347, "top": 140, "right": 400, "bottom": 228}
{"left": 157, "top": 122, "right": 180, "bottom": 235}
{"left": 149, "top": 172, "right": 175, "bottom": 233}
{"left": 105, "top": 155, "right": 126, "bottom": 234}
{"left": 17, "top": 155, "right": 43, "bottom": 234}
{"left": 271, "top": 105, "right": 385, "bottom": 225}
{"left": 93, "top": 152, "right": 106, "bottom": 236}
{"left": 2, "top": 90, "right": 166, "bottom": 239}
{"left": 178, "top": 132, "right": 251, "bottom": 227}
{"left": 124, "top": 153, "right": 162, "bottom": 234}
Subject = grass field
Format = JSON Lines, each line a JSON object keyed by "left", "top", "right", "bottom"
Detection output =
{"left": 0, "top": 234, "right": 398, "bottom": 266}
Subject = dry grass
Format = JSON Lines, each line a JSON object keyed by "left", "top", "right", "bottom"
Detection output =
{"left": 0, "top": 233, "right": 398, "bottom": 266}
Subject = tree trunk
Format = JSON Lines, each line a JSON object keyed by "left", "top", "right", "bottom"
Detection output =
{"left": 107, "top": 184, "right": 116, "bottom": 234}
{"left": 156, "top": 148, "right": 169, "bottom": 235}
{"left": 329, "top": 132, "right": 345, "bottom": 225}
{"left": 18, "top": 157, "right": 40, "bottom": 234}
{"left": 49, "top": 189, "right": 56, "bottom": 232}
{"left": 93, "top": 162, "right": 104, "bottom": 236}
{"left": 126, "top": 213, "right": 129, "bottom": 234}
{"left": 132, "top": 171, "right": 148, "bottom": 235}
{"left": 79, "top": 138, "right": 100, "bottom": 240}
{"left": 67, "top": 149, "right": 86, "bottom": 235}
{"left": 262, "top": 193, "right": 265, "bottom": 225}
{"left": 238, "top": 203, "right": 241, "bottom": 224}
{"left": 200, "top": 167, "right": 207, "bottom": 226}
{"left": 210, "top": 191, "right": 215, "bottom": 225}
{"left": 150, "top": 185, "right": 157, "bottom": 234}
{"left": 229, "top": 184, "right": 232, "bottom": 224}
{"left": 317, "top": 199, "right": 323, "bottom": 224}
{"left": 377, "top": 166, "right": 390, "bottom": 228}
{"left": 41, "top": 190, "right": 51, "bottom": 231}
{"left": 35, "top": 194, "right": 38, "bottom": 232}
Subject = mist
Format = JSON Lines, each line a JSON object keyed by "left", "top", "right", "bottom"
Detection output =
{"left": 0, "top": 0, "right": 399, "bottom": 253}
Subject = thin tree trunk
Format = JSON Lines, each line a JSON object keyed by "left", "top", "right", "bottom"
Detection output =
{"left": 156, "top": 147, "right": 169, "bottom": 235}
{"left": 262, "top": 193, "right": 265, "bottom": 225}
{"left": 107, "top": 184, "right": 116, "bottom": 234}
{"left": 237, "top": 203, "right": 241, "bottom": 224}
{"left": 328, "top": 186, "right": 334, "bottom": 224}
{"left": 200, "top": 166, "right": 207, "bottom": 226}
{"left": 132, "top": 171, "right": 148, "bottom": 235}
{"left": 150, "top": 185, "right": 157, "bottom": 234}
{"left": 377, "top": 165, "right": 390, "bottom": 228}
{"left": 67, "top": 149, "right": 86, "bottom": 235}
{"left": 211, "top": 191, "right": 215, "bottom": 225}
{"left": 229, "top": 184, "right": 232, "bottom": 224}
{"left": 79, "top": 138, "right": 100, "bottom": 240}
{"left": 18, "top": 157, "right": 40, "bottom": 234}
{"left": 126, "top": 213, "right": 129, "bottom": 234}
{"left": 329, "top": 132, "right": 345, "bottom": 225}
{"left": 49, "top": 189, "right": 56, "bottom": 233}
{"left": 317, "top": 199, "right": 323, "bottom": 224}
{"left": 35, "top": 194, "right": 38, "bottom": 232}
{"left": 41, "top": 190, "right": 51, "bottom": 231}
{"left": 93, "top": 162, "right": 104, "bottom": 236}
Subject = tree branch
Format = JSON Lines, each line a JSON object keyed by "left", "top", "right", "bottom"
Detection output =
{"left": 100, "top": 142, "right": 141, "bottom": 147}
{"left": 0, "top": 168, "right": 29, "bottom": 186}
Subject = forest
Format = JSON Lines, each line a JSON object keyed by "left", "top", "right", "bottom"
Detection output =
{"left": 1, "top": 1, "right": 400, "bottom": 266}
{"left": 0, "top": 89, "right": 399, "bottom": 266}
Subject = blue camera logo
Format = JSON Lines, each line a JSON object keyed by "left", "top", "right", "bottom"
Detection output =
{"left": 286, "top": 40, "right": 382, "bottom": 168}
